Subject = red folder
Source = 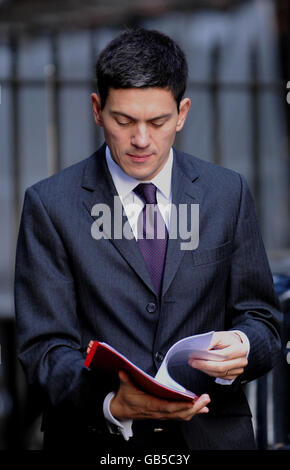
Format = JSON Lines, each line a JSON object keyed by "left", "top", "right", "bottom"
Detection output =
{"left": 84, "top": 341, "right": 197, "bottom": 402}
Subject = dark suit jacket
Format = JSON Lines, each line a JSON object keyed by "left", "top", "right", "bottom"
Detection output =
{"left": 14, "top": 144, "right": 281, "bottom": 450}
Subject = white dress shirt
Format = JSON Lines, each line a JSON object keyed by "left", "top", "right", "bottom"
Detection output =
{"left": 105, "top": 145, "right": 173, "bottom": 237}
{"left": 103, "top": 146, "right": 173, "bottom": 440}
{"left": 102, "top": 145, "right": 250, "bottom": 440}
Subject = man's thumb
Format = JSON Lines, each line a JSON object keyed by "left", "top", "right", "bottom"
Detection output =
{"left": 118, "top": 370, "right": 130, "bottom": 384}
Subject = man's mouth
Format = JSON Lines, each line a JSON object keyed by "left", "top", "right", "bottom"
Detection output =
{"left": 127, "top": 153, "right": 153, "bottom": 162}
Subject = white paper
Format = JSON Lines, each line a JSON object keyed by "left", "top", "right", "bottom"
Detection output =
{"left": 154, "top": 331, "right": 227, "bottom": 391}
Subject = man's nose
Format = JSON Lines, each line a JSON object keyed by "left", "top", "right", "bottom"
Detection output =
{"left": 131, "top": 124, "right": 151, "bottom": 148}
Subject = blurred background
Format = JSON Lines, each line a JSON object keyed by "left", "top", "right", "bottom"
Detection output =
{"left": 0, "top": 0, "right": 289, "bottom": 451}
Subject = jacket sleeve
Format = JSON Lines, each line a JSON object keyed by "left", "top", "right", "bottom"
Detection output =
{"left": 227, "top": 174, "right": 282, "bottom": 382}
{"left": 14, "top": 186, "right": 114, "bottom": 427}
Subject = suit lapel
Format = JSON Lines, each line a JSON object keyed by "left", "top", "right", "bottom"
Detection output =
{"left": 161, "top": 150, "right": 200, "bottom": 298}
{"left": 81, "top": 145, "right": 200, "bottom": 299}
{"left": 81, "top": 144, "right": 156, "bottom": 295}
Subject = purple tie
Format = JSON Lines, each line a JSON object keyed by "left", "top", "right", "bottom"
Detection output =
{"left": 134, "top": 183, "right": 168, "bottom": 296}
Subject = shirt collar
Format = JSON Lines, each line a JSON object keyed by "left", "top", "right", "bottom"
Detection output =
{"left": 105, "top": 146, "right": 173, "bottom": 201}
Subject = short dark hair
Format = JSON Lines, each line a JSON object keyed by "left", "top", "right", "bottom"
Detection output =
{"left": 96, "top": 28, "right": 188, "bottom": 110}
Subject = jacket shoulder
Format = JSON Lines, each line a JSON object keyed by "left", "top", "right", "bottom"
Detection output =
{"left": 174, "top": 149, "right": 245, "bottom": 191}
{"left": 30, "top": 153, "right": 95, "bottom": 194}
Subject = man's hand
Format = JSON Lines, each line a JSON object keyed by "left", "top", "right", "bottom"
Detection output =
{"left": 87, "top": 340, "right": 94, "bottom": 354}
{"left": 188, "top": 331, "right": 248, "bottom": 381}
{"left": 110, "top": 370, "right": 210, "bottom": 421}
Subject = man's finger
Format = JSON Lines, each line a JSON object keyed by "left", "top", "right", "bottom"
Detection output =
{"left": 118, "top": 369, "right": 131, "bottom": 384}
{"left": 189, "top": 357, "right": 248, "bottom": 377}
{"left": 178, "top": 394, "right": 211, "bottom": 421}
{"left": 117, "top": 370, "right": 200, "bottom": 413}
{"left": 86, "top": 340, "right": 94, "bottom": 354}
{"left": 193, "top": 394, "right": 210, "bottom": 411}
{"left": 210, "top": 344, "right": 247, "bottom": 360}
{"left": 191, "top": 354, "right": 248, "bottom": 369}
{"left": 218, "top": 368, "right": 245, "bottom": 380}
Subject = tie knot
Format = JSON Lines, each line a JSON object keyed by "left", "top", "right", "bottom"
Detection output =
{"left": 134, "top": 183, "right": 157, "bottom": 205}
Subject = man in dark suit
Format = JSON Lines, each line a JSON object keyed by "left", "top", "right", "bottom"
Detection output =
{"left": 15, "top": 28, "right": 281, "bottom": 452}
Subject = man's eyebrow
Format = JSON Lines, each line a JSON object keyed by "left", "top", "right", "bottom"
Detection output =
{"left": 110, "top": 111, "right": 172, "bottom": 121}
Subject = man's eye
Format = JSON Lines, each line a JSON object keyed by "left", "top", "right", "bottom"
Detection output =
{"left": 116, "top": 119, "right": 130, "bottom": 126}
{"left": 151, "top": 121, "right": 165, "bottom": 127}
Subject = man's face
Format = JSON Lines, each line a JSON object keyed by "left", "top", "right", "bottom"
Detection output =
{"left": 91, "top": 87, "right": 190, "bottom": 181}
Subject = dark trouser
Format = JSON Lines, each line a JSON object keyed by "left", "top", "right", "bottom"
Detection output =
{"left": 43, "top": 419, "right": 189, "bottom": 455}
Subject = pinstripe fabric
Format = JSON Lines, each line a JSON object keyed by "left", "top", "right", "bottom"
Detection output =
{"left": 14, "top": 144, "right": 281, "bottom": 450}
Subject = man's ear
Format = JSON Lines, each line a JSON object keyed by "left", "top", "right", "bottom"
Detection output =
{"left": 91, "top": 93, "right": 103, "bottom": 127}
{"left": 176, "top": 98, "right": 191, "bottom": 132}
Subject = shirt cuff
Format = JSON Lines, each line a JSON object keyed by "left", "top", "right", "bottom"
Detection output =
{"left": 103, "top": 392, "right": 133, "bottom": 441}
{"left": 215, "top": 330, "right": 250, "bottom": 386}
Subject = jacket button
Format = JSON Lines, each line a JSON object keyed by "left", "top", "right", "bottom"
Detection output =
{"left": 155, "top": 352, "right": 164, "bottom": 362}
{"left": 146, "top": 302, "right": 157, "bottom": 313}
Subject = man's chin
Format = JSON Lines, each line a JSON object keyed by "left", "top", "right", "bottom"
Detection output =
{"left": 124, "top": 163, "right": 155, "bottom": 181}
{"left": 129, "top": 171, "right": 154, "bottom": 181}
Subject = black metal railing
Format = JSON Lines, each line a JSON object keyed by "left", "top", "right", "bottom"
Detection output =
{"left": 0, "top": 31, "right": 289, "bottom": 450}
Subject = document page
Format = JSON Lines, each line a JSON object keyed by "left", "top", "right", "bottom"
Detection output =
{"left": 155, "top": 331, "right": 227, "bottom": 391}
